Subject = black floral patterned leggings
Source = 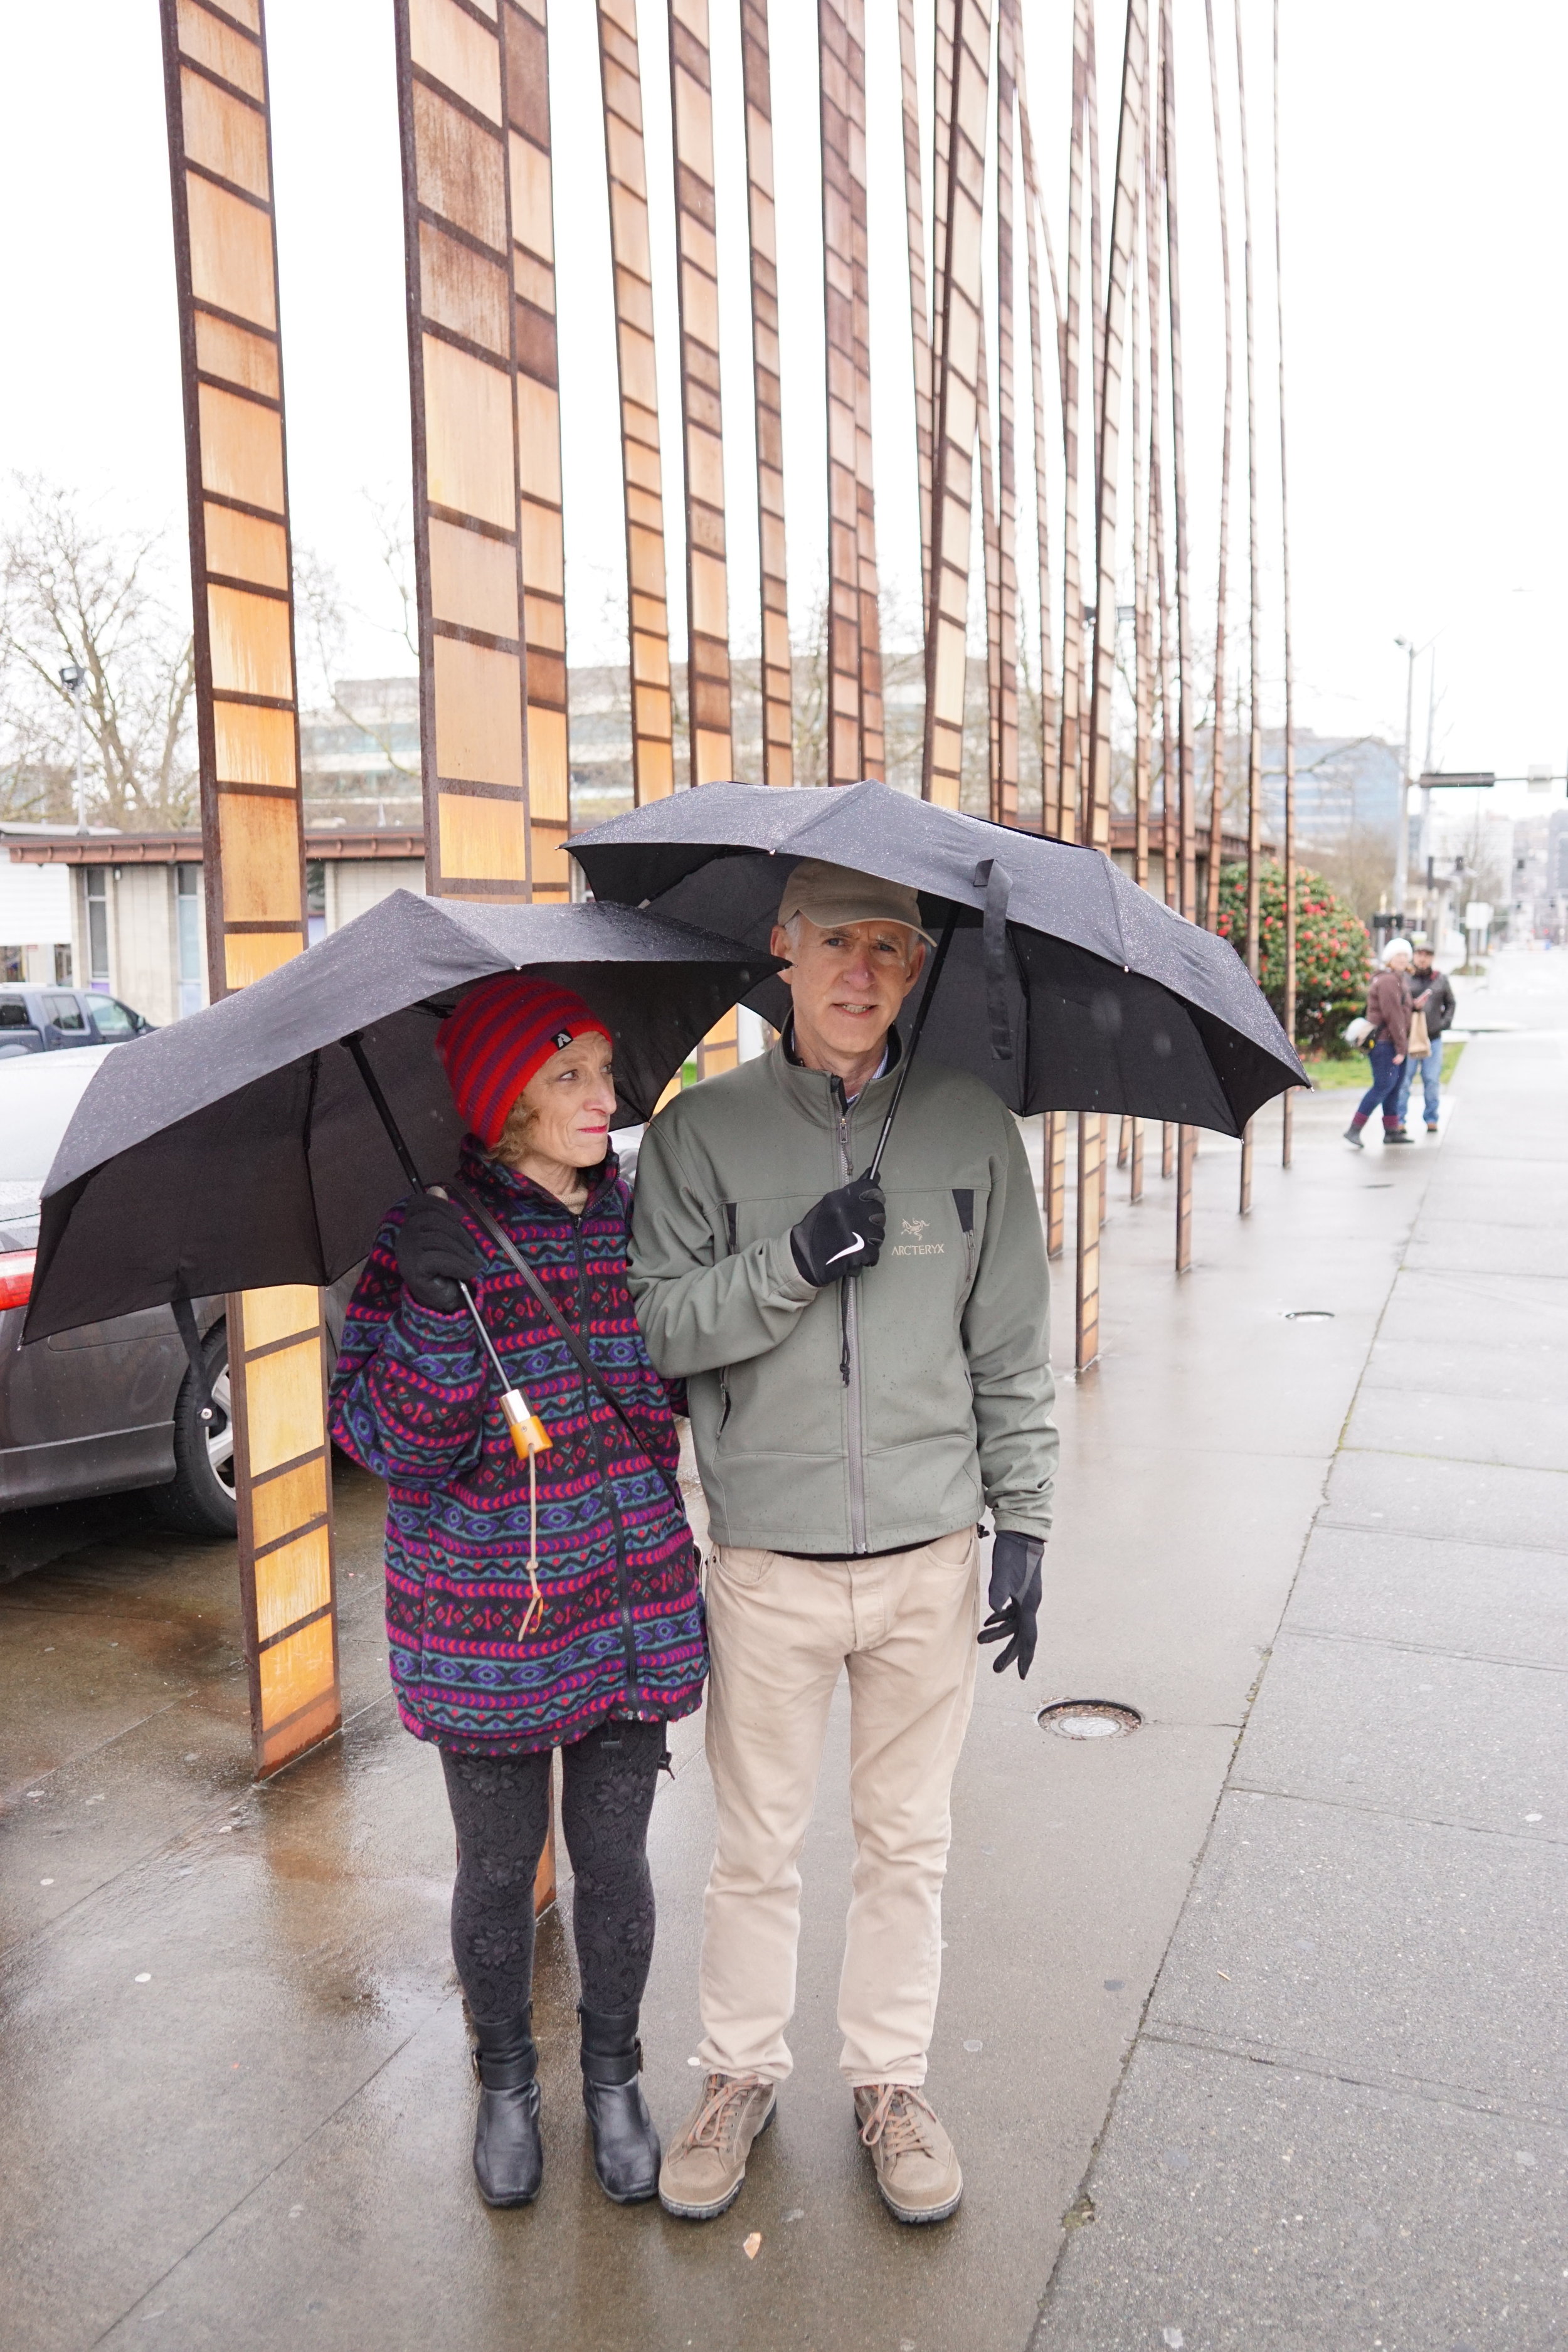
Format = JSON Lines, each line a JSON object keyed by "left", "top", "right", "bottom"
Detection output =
{"left": 438, "top": 1715, "right": 665, "bottom": 2024}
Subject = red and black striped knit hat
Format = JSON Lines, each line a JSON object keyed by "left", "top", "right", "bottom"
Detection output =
{"left": 435, "top": 973, "right": 611, "bottom": 1148}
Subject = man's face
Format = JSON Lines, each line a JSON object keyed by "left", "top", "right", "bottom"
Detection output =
{"left": 1414, "top": 951, "right": 1434, "bottom": 972}
{"left": 769, "top": 915, "right": 926, "bottom": 1061}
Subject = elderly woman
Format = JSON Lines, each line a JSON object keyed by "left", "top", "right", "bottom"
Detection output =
{"left": 330, "top": 975, "right": 705, "bottom": 2210}
{"left": 1345, "top": 938, "right": 1414, "bottom": 1148}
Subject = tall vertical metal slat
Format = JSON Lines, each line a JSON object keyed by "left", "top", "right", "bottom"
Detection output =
{"left": 1158, "top": 0, "right": 1197, "bottom": 1269}
{"left": 507, "top": 0, "right": 570, "bottom": 898}
{"left": 898, "top": 0, "right": 934, "bottom": 622}
{"left": 1056, "top": 0, "right": 1090, "bottom": 846}
{"left": 395, "top": 0, "right": 534, "bottom": 903}
{"left": 1075, "top": 0, "right": 1148, "bottom": 1375}
{"left": 1203, "top": 0, "right": 1234, "bottom": 942}
{"left": 1160, "top": 0, "right": 1195, "bottom": 927}
{"left": 740, "top": 0, "right": 792, "bottom": 784}
{"left": 1015, "top": 64, "right": 1061, "bottom": 832}
{"left": 1127, "top": 154, "right": 1150, "bottom": 1207}
{"left": 1274, "top": 0, "right": 1297, "bottom": 1168}
{"left": 1234, "top": 0, "right": 1263, "bottom": 986}
{"left": 1083, "top": 0, "right": 1147, "bottom": 859}
{"left": 160, "top": 0, "right": 339, "bottom": 1780}
{"left": 846, "top": 0, "right": 885, "bottom": 782}
{"left": 1146, "top": 0, "right": 1176, "bottom": 1179}
{"left": 993, "top": 0, "right": 1020, "bottom": 828}
{"left": 978, "top": 326, "right": 1002, "bottom": 810}
{"left": 820, "top": 0, "right": 864, "bottom": 785}
{"left": 596, "top": 0, "right": 675, "bottom": 806}
{"left": 1232, "top": 0, "right": 1262, "bottom": 1198}
{"left": 922, "top": 0, "right": 993, "bottom": 812}
{"left": 1019, "top": 29, "right": 1067, "bottom": 1251}
{"left": 668, "top": 0, "right": 733, "bottom": 790}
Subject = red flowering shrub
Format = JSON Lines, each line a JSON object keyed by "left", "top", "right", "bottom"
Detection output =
{"left": 1215, "top": 861, "right": 1372, "bottom": 1056}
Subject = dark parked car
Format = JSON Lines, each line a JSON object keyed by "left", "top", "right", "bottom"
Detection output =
{"left": 0, "top": 1047, "right": 347, "bottom": 1538}
{"left": 0, "top": 985, "right": 153, "bottom": 1057}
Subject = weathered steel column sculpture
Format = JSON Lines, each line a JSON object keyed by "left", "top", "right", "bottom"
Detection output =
{"left": 597, "top": 0, "right": 676, "bottom": 805}
{"left": 669, "top": 0, "right": 733, "bottom": 790}
{"left": 1274, "top": 0, "right": 1297, "bottom": 1167}
{"left": 741, "top": 0, "right": 792, "bottom": 784}
{"left": 393, "top": 0, "right": 568, "bottom": 902}
{"left": 1076, "top": 0, "right": 1148, "bottom": 1372}
{"left": 161, "top": 0, "right": 340, "bottom": 1776}
{"left": 923, "top": 0, "right": 992, "bottom": 810}
{"left": 820, "top": 0, "right": 882, "bottom": 785}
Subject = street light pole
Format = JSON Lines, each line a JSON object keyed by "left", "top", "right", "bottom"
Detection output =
{"left": 58, "top": 664, "right": 87, "bottom": 833}
{"left": 1394, "top": 637, "right": 1415, "bottom": 916}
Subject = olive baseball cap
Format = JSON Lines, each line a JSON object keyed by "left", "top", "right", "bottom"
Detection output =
{"left": 777, "top": 858, "right": 936, "bottom": 945}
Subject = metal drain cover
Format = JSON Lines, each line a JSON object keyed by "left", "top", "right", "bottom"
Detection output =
{"left": 1285, "top": 1309, "right": 1335, "bottom": 1322}
{"left": 1038, "top": 1701, "right": 1142, "bottom": 1740}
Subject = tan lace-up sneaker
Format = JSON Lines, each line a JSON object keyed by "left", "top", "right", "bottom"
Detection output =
{"left": 657, "top": 2072, "right": 776, "bottom": 2219}
{"left": 854, "top": 2084, "right": 963, "bottom": 2223}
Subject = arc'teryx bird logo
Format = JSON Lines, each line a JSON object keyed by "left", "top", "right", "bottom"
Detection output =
{"left": 892, "top": 1214, "right": 944, "bottom": 1259}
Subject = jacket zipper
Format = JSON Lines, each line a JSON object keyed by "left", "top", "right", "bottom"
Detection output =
{"left": 570, "top": 1216, "right": 641, "bottom": 1692}
{"left": 834, "top": 1079, "right": 869, "bottom": 1555}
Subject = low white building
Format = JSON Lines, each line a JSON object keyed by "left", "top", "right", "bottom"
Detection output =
{"left": 3, "top": 827, "right": 425, "bottom": 1027}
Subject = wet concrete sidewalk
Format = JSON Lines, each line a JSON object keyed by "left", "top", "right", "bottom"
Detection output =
{"left": 1036, "top": 952, "right": 1568, "bottom": 2351}
{"left": 1, "top": 1043, "right": 1475, "bottom": 2352}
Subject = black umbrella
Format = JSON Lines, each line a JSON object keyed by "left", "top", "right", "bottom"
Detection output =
{"left": 26, "top": 889, "right": 778, "bottom": 1342}
{"left": 569, "top": 780, "right": 1306, "bottom": 1148}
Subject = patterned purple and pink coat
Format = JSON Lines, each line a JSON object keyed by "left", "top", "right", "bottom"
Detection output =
{"left": 329, "top": 1139, "right": 706, "bottom": 1755}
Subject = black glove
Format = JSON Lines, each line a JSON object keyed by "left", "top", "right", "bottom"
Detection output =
{"left": 396, "top": 1194, "right": 481, "bottom": 1313}
{"left": 977, "top": 1530, "right": 1043, "bottom": 1679}
{"left": 790, "top": 1176, "right": 887, "bottom": 1287}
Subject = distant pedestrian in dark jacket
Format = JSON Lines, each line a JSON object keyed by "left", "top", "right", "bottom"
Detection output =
{"left": 1345, "top": 940, "right": 1414, "bottom": 1148}
{"left": 1396, "top": 945, "right": 1456, "bottom": 1133}
{"left": 330, "top": 973, "right": 704, "bottom": 2213}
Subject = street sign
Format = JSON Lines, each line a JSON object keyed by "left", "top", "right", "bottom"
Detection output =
{"left": 1418, "top": 772, "right": 1495, "bottom": 789}
{"left": 1465, "top": 901, "right": 1493, "bottom": 931}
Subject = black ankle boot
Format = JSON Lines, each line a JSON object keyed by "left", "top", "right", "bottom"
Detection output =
{"left": 580, "top": 2005, "right": 660, "bottom": 2203}
{"left": 470, "top": 2010, "right": 543, "bottom": 2207}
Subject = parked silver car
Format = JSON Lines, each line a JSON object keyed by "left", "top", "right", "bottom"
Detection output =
{"left": 0, "top": 1048, "right": 346, "bottom": 1538}
{"left": 0, "top": 985, "right": 153, "bottom": 1055}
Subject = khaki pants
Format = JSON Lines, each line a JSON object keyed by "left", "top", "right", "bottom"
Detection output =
{"left": 696, "top": 1526, "right": 983, "bottom": 2087}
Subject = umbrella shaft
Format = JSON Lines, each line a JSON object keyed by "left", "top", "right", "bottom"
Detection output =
{"left": 867, "top": 908, "right": 959, "bottom": 1184}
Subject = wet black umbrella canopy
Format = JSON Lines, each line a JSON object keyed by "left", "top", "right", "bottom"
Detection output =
{"left": 26, "top": 890, "right": 777, "bottom": 1341}
{"left": 569, "top": 780, "right": 1306, "bottom": 1135}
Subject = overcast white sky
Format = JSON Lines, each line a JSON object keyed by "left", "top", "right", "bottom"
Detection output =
{"left": 3, "top": 0, "right": 1565, "bottom": 825}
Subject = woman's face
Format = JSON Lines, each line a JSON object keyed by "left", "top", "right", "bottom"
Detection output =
{"left": 512, "top": 1031, "right": 617, "bottom": 1169}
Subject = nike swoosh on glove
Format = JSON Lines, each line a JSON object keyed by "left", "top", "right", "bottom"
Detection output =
{"left": 789, "top": 1176, "right": 887, "bottom": 1288}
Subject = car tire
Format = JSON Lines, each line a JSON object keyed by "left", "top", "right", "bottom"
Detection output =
{"left": 147, "top": 1321, "right": 239, "bottom": 1540}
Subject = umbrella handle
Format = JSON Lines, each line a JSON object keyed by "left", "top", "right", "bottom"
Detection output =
{"left": 344, "top": 1032, "right": 549, "bottom": 1457}
{"left": 865, "top": 906, "right": 958, "bottom": 1185}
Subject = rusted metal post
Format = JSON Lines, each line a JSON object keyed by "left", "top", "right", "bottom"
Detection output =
{"left": 1274, "top": 0, "right": 1296, "bottom": 1167}
{"left": 161, "top": 0, "right": 340, "bottom": 1781}
{"left": 1203, "top": 0, "right": 1234, "bottom": 935}
{"left": 741, "top": 0, "right": 792, "bottom": 784}
{"left": 596, "top": 0, "right": 677, "bottom": 805}
{"left": 922, "top": 0, "right": 993, "bottom": 810}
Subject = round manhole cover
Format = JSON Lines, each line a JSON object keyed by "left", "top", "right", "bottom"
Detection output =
{"left": 1038, "top": 1700, "right": 1142, "bottom": 1740}
{"left": 1284, "top": 1309, "right": 1335, "bottom": 1322}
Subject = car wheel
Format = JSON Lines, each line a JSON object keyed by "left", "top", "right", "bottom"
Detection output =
{"left": 147, "top": 1322, "right": 238, "bottom": 1540}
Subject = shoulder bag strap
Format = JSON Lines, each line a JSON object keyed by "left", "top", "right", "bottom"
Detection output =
{"left": 448, "top": 1182, "right": 686, "bottom": 1514}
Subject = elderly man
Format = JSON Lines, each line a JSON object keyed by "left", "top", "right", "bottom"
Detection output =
{"left": 1396, "top": 942, "right": 1456, "bottom": 1134}
{"left": 629, "top": 859, "right": 1056, "bottom": 2227}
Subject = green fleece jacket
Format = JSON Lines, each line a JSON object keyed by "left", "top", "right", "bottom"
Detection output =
{"left": 627, "top": 1042, "right": 1057, "bottom": 1555}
